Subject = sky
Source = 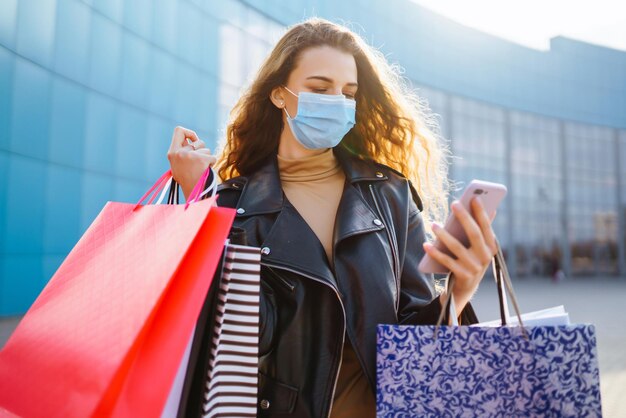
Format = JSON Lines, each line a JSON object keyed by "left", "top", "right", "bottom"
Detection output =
{"left": 410, "top": 0, "right": 626, "bottom": 52}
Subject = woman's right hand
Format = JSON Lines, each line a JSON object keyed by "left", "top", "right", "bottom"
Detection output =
{"left": 167, "top": 126, "right": 217, "bottom": 200}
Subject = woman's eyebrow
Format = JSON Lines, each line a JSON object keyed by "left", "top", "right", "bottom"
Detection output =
{"left": 305, "top": 75, "right": 358, "bottom": 87}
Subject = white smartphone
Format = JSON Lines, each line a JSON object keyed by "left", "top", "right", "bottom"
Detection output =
{"left": 418, "top": 180, "right": 507, "bottom": 274}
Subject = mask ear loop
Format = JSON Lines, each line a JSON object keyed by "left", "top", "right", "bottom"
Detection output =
{"left": 282, "top": 85, "right": 298, "bottom": 98}
{"left": 281, "top": 86, "right": 297, "bottom": 120}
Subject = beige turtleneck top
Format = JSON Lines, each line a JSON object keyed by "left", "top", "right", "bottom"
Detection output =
{"left": 277, "top": 148, "right": 376, "bottom": 418}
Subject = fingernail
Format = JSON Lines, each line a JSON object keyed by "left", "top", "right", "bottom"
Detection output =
{"left": 432, "top": 223, "right": 440, "bottom": 231}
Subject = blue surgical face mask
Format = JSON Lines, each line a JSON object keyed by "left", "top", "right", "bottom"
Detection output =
{"left": 282, "top": 86, "right": 356, "bottom": 150}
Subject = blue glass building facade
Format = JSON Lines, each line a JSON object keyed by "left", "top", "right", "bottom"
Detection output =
{"left": 1, "top": 0, "right": 625, "bottom": 315}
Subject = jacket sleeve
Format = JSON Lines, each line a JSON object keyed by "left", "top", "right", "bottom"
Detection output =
{"left": 397, "top": 182, "right": 478, "bottom": 326}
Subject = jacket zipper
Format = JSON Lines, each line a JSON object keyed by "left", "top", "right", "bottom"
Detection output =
{"left": 266, "top": 266, "right": 296, "bottom": 292}
{"left": 260, "top": 261, "right": 346, "bottom": 418}
{"left": 369, "top": 184, "right": 400, "bottom": 311}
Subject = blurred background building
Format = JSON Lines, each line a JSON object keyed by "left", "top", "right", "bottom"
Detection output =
{"left": 1, "top": 0, "right": 625, "bottom": 315}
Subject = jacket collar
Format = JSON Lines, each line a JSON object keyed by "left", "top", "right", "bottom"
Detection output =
{"left": 230, "top": 145, "right": 388, "bottom": 217}
{"left": 228, "top": 145, "right": 388, "bottom": 287}
{"left": 333, "top": 145, "right": 390, "bottom": 183}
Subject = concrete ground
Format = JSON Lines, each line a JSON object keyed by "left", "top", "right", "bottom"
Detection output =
{"left": 1, "top": 276, "right": 624, "bottom": 416}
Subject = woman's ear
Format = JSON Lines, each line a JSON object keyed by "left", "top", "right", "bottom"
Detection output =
{"left": 269, "top": 87, "right": 286, "bottom": 109}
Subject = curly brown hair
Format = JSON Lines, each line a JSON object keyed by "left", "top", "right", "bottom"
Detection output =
{"left": 216, "top": 17, "right": 451, "bottom": 229}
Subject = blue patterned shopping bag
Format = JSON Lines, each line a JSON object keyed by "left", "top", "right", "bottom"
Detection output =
{"left": 378, "top": 239, "right": 602, "bottom": 417}
{"left": 376, "top": 324, "right": 602, "bottom": 417}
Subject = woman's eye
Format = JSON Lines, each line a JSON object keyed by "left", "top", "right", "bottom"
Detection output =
{"left": 310, "top": 88, "right": 355, "bottom": 99}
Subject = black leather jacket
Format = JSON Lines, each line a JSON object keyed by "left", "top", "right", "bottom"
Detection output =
{"left": 214, "top": 146, "right": 477, "bottom": 418}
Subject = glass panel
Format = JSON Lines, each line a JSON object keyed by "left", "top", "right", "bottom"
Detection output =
{"left": 115, "top": 106, "right": 147, "bottom": 180}
{"left": 120, "top": 33, "right": 150, "bottom": 105}
{"left": 0, "top": 152, "right": 8, "bottom": 254}
{"left": 177, "top": 2, "right": 202, "bottom": 65}
{"left": 88, "top": 14, "right": 122, "bottom": 94}
{"left": 48, "top": 78, "right": 87, "bottom": 167}
{"left": 449, "top": 96, "right": 508, "bottom": 250}
{"left": 92, "top": 0, "right": 124, "bottom": 23}
{"left": 123, "top": 0, "right": 152, "bottom": 39}
{"left": 0, "top": 48, "right": 14, "bottom": 150}
{"left": 80, "top": 172, "right": 114, "bottom": 232}
{"left": 152, "top": 0, "right": 178, "bottom": 51}
{"left": 565, "top": 122, "right": 618, "bottom": 275}
{"left": 246, "top": 36, "right": 270, "bottom": 84}
{"left": 53, "top": 0, "right": 91, "bottom": 82}
{"left": 83, "top": 93, "right": 118, "bottom": 174}
{"left": 196, "top": 76, "right": 218, "bottom": 134}
{"left": 0, "top": 0, "right": 19, "bottom": 48}
{"left": 510, "top": 110, "right": 562, "bottom": 276}
{"left": 10, "top": 58, "right": 52, "bottom": 160}
{"left": 4, "top": 155, "right": 47, "bottom": 254}
{"left": 1, "top": 254, "right": 44, "bottom": 314}
{"left": 144, "top": 116, "right": 172, "bottom": 181}
{"left": 15, "top": 0, "right": 57, "bottom": 66}
{"left": 172, "top": 66, "right": 201, "bottom": 128}
{"left": 147, "top": 49, "right": 175, "bottom": 116}
{"left": 219, "top": 23, "right": 244, "bottom": 87}
{"left": 216, "top": 12, "right": 285, "bottom": 134}
{"left": 43, "top": 164, "right": 82, "bottom": 254}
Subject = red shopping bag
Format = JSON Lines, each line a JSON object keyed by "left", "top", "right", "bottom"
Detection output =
{"left": 0, "top": 170, "right": 235, "bottom": 418}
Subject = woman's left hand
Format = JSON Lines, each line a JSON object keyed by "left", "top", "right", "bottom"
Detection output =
{"left": 422, "top": 196, "right": 498, "bottom": 316}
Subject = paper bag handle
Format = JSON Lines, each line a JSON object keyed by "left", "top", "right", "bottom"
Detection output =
{"left": 133, "top": 170, "right": 173, "bottom": 210}
{"left": 133, "top": 166, "right": 217, "bottom": 210}
{"left": 435, "top": 239, "right": 528, "bottom": 338}
{"left": 184, "top": 166, "right": 214, "bottom": 209}
{"left": 162, "top": 168, "right": 217, "bottom": 206}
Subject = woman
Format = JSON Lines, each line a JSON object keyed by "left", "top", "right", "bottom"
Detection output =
{"left": 167, "top": 18, "right": 498, "bottom": 418}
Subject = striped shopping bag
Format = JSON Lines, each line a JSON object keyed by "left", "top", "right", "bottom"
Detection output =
{"left": 203, "top": 243, "right": 261, "bottom": 417}
{"left": 176, "top": 242, "right": 261, "bottom": 418}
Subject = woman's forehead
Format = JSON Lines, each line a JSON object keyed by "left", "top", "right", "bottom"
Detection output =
{"left": 290, "top": 46, "right": 358, "bottom": 85}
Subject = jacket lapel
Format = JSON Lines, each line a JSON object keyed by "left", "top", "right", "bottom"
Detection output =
{"left": 229, "top": 157, "right": 284, "bottom": 217}
{"left": 229, "top": 147, "right": 391, "bottom": 290}
{"left": 260, "top": 202, "right": 338, "bottom": 288}
{"left": 333, "top": 181, "right": 384, "bottom": 245}
{"left": 232, "top": 155, "right": 337, "bottom": 286}
{"left": 332, "top": 146, "right": 387, "bottom": 246}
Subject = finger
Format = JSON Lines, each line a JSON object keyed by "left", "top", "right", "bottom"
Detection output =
{"left": 423, "top": 242, "right": 471, "bottom": 279}
{"left": 423, "top": 242, "right": 471, "bottom": 283}
{"left": 472, "top": 197, "right": 497, "bottom": 256}
{"left": 184, "top": 151, "right": 217, "bottom": 165}
{"left": 431, "top": 222, "right": 472, "bottom": 262}
{"left": 170, "top": 126, "right": 200, "bottom": 152}
{"left": 180, "top": 139, "right": 207, "bottom": 155}
{"left": 193, "top": 148, "right": 213, "bottom": 156}
{"left": 179, "top": 142, "right": 197, "bottom": 154}
{"left": 199, "top": 153, "right": 218, "bottom": 166}
{"left": 169, "top": 148, "right": 216, "bottom": 170}
{"left": 192, "top": 149, "right": 217, "bottom": 166}
{"left": 186, "top": 138, "right": 206, "bottom": 150}
{"left": 451, "top": 200, "right": 486, "bottom": 253}
{"left": 432, "top": 222, "right": 487, "bottom": 276}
